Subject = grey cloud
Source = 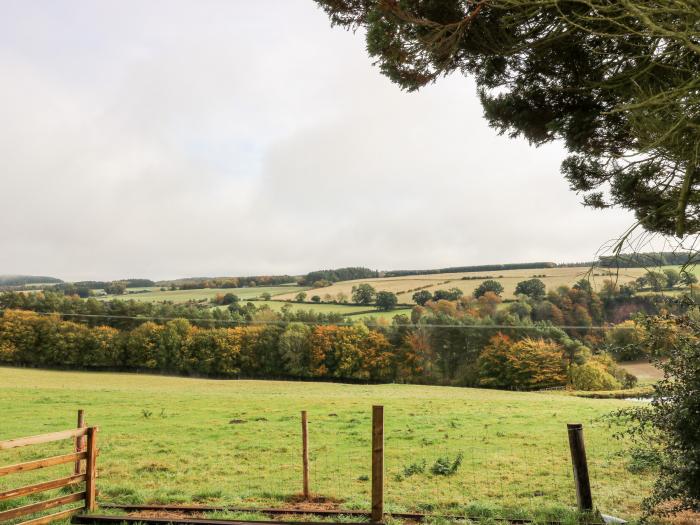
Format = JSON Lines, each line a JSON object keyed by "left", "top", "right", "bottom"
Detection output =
{"left": 0, "top": 0, "right": 634, "bottom": 281}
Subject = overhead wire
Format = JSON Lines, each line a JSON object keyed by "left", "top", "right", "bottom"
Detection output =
{"left": 0, "top": 308, "right": 639, "bottom": 330}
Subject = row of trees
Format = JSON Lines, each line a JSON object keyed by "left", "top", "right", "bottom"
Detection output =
{"left": 0, "top": 309, "right": 403, "bottom": 381}
{"left": 157, "top": 275, "right": 296, "bottom": 290}
{"left": 478, "top": 334, "right": 633, "bottom": 391}
{"left": 0, "top": 291, "right": 275, "bottom": 330}
{"left": 384, "top": 262, "right": 557, "bottom": 277}
{"left": 1, "top": 278, "right": 687, "bottom": 389}
{"left": 410, "top": 275, "right": 689, "bottom": 339}
{"left": 0, "top": 301, "right": 638, "bottom": 389}
{"left": 349, "top": 284, "right": 400, "bottom": 310}
{"left": 599, "top": 252, "right": 700, "bottom": 269}
{"left": 0, "top": 275, "right": 62, "bottom": 287}
{"left": 635, "top": 268, "right": 697, "bottom": 291}
{"left": 49, "top": 279, "right": 155, "bottom": 297}
{"left": 299, "top": 267, "right": 379, "bottom": 286}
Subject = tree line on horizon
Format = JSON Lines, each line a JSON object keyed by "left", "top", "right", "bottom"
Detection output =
{"left": 5, "top": 251, "right": 696, "bottom": 295}
{"left": 0, "top": 278, "right": 689, "bottom": 390}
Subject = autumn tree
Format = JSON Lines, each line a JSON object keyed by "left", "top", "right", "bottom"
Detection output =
{"left": 477, "top": 291, "right": 501, "bottom": 317}
{"left": 478, "top": 336, "right": 567, "bottom": 389}
{"left": 399, "top": 327, "right": 435, "bottom": 382}
{"left": 570, "top": 358, "right": 621, "bottom": 391}
{"left": 616, "top": 314, "right": 700, "bottom": 514}
{"left": 605, "top": 320, "right": 647, "bottom": 361}
{"left": 279, "top": 322, "right": 313, "bottom": 376}
{"left": 507, "top": 299, "right": 532, "bottom": 320}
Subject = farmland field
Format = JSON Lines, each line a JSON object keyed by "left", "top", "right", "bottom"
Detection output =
{"left": 237, "top": 301, "right": 376, "bottom": 315}
{"left": 274, "top": 266, "right": 679, "bottom": 303}
{"left": 99, "top": 287, "right": 414, "bottom": 320}
{"left": 619, "top": 361, "right": 664, "bottom": 384}
{"left": 0, "top": 368, "right": 652, "bottom": 523}
{"left": 100, "top": 286, "right": 308, "bottom": 303}
{"left": 240, "top": 301, "right": 414, "bottom": 320}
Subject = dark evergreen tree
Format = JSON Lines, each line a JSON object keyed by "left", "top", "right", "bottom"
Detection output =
{"left": 315, "top": 1, "right": 700, "bottom": 236}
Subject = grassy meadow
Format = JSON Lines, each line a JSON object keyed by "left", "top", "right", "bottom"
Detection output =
{"left": 227, "top": 301, "right": 376, "bottom": 315}
{"left": 0, "top": 368, "right": 653, "bottom": 523}
{"left": 101, "top": 285, "right": 308, "bottom": 303}
{"left": 99, "top": 285, "right": 415, "bottom": 320}
{"left": 239, "top": 301, "right": 414, "bottom": 321}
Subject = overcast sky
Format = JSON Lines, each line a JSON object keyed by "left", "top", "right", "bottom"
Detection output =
{"left": 0, "top": 0, "right": 636, "bottom": 281}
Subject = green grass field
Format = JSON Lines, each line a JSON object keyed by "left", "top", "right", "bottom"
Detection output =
{"left": 242, "top": 301, "right": 376, "bottom": 315}
{"left": 0, "top": 368, "right": 652, "bottom": 524}
{"left": 245, "top": 301, "right": 414, "bottom": 321}
{"left": 101, "top": 286, "right": 308, "bottom": 303}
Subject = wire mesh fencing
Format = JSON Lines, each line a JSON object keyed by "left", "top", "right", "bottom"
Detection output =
{"left": 2, "top": 404, "right": 655, "bottom": 522}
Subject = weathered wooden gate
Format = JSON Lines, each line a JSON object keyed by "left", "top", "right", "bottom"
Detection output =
{"left": 0, "top": 415, "right": 98, "bottom": 525}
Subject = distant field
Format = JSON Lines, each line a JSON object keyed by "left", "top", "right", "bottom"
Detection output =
{"left": 100, "top": 286, "right": 308, "bottom": 303}
{"left": 356, "top": 307, "right": 413, "bottom": 321}
{"left": 73, "top": 264, "right": 700, "bottom": 307}
{"left": 217, "top": 301, "right": 413, "bottom": 321}
{"left": 619, "top": 361, "right": 664, "bottom": 384}
{"left": 0, "top": 368, "right": 652, "bottom": 521}
{"left": 222, "top": 300, "right": 372, "bottom": 315}
{"left": 275, "top": 266, "right": 658, "bottom": 303}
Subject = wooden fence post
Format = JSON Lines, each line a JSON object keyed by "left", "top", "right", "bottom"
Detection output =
{"left": 302, "top": 411, "right": 310, "bottom": 499}
{"left": 85, "top": 427, "right": 98, "bottom": 511}
{"left": 567, "top": 423, "right": 593, "bottom": 512}
{"left": 371, "top": 405, "right": 384, "bottom": 523}
{"left": 74, "top": 410, "right": 85, "bottom": 475}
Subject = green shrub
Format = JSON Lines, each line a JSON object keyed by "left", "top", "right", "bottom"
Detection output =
{"left": 430, "top": 453, "right": 463, "bottom": 476}
{"left": 570, "top": 362, "right": 621, "bottom": 391}
{"left": 402, "top": 459, "right": 426, "bottom": 478}
{"left": 627, "top": 446, "right": 661, "bottom": 474}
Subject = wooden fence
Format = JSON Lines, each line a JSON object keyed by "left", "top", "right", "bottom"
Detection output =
{"left": 94, "top": 405, "right": 600, "bottom": 525}
{"left": 298, "top": 406, "right": 594, "bottom": 522}
{"left": 1, "top": 407, "right": 597, "bottom": 525}
{"left": 0, "top": 413, "right": 98, "bottom": 525}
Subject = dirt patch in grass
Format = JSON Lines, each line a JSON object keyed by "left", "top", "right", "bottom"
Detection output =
{"left": 282, "top": 494, "right": 346, "bottom": 512}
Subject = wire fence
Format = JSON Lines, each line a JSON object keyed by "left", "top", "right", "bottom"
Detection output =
{"left": 1, "top": 407, "right": 655, "bottom": 522}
